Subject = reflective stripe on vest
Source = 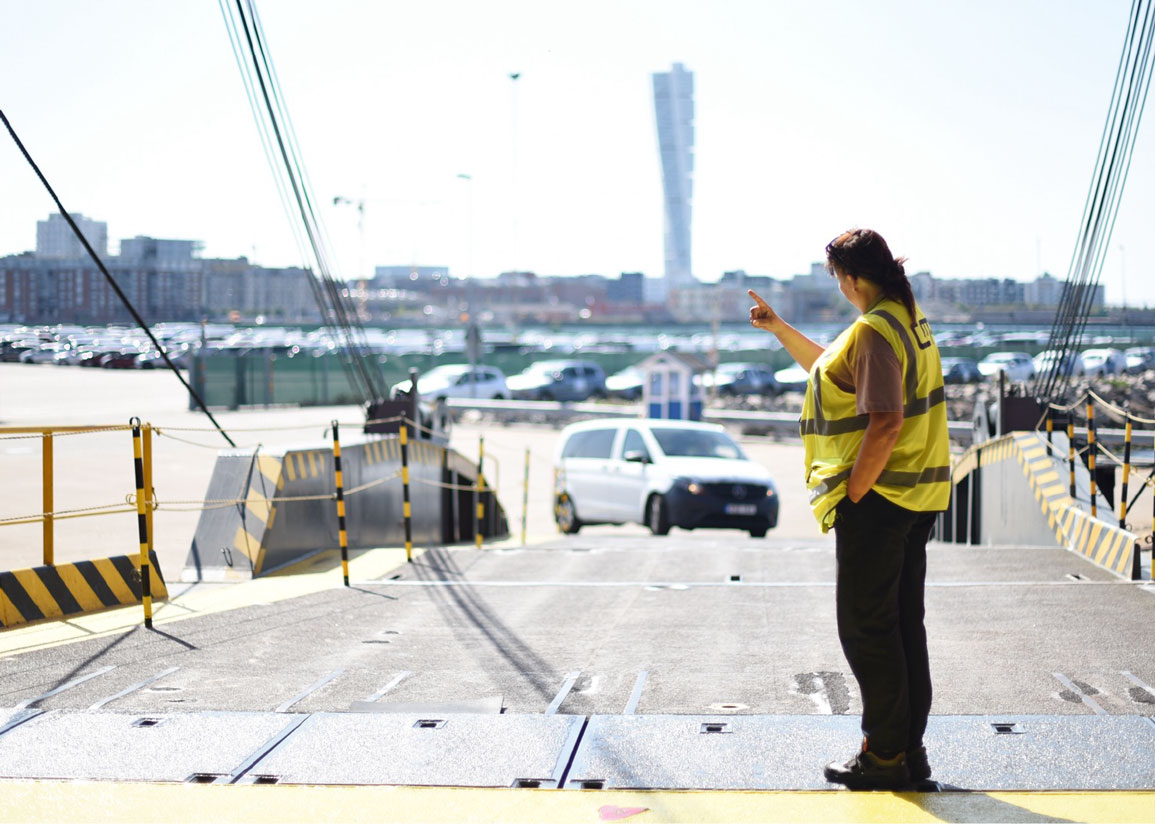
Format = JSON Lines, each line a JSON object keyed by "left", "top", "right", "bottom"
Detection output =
{"left": 800, "top": 298, "right": 951, "bottom": 531}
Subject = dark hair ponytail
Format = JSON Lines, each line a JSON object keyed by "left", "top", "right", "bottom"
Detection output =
{"left": 825, "top": 228, "right": 917, "bottom": 319}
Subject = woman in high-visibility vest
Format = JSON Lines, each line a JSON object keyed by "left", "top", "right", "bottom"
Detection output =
{"left": 749, "top": 228, "right": 949, "bottom": 790}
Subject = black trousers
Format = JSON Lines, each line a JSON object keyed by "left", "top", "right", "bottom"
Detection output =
{"left": 833, "top": 489, "right": 937, "bottom": 756}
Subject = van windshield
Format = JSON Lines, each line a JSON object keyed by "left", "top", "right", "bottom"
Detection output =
{"left": 651, "top": 429, "right": 745, "bottom": 460}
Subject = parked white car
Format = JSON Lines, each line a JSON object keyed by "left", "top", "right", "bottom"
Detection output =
{"left": 977, "top": 352, "right": 1035, "bottom": 382}
{"left": 1125, "top": 346, "right": 1155, "bottom": 373}
{"left": 553, "top": 418, "right": 778, "bottom": 538}
{"left": 390, "top": 364, "right": 508, "bottom": 401}
{"left": 1079, "top": 348, "right": 1126, "bottom": 377}
{"left": 1032, "top": 350, "right": 1084, "bottom": 379}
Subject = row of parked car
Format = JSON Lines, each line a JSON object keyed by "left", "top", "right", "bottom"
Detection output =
{"left": 0, "top": 339, "right": 194, "bottom": 369}
{"left": 390, "top": 360, "right": 797, "bottom": 404}
{"left": 943, "top": 346, "right": 1155, "bottom": 384}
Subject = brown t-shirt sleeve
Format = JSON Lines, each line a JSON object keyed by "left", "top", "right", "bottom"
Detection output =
{"left": 851, "top": 326, "right": 903, "bottom": 415}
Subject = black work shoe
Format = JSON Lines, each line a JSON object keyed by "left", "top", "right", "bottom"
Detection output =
{"left": 824, "top": 750, "right": 910, "bottom": 790}
{"left": 907, "top": 745, "right": 931, "bottom": 782}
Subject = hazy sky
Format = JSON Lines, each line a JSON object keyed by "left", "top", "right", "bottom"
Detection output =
{"left": 1, "top": 1, "right": 1152, "bottom": 305}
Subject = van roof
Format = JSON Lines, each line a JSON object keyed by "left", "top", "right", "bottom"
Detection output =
{"left": 559, "top": 417, "right": 724, "bottom": 436}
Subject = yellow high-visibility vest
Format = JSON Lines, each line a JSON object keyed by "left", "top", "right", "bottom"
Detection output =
{"left": 800, "top": 297, "right": 950, "bottom": 532}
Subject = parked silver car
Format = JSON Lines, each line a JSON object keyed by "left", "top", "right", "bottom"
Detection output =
{"left": 1079, "top": 348, "right": 1126, "bottom": 377}
{"left": 507, "top": 360, "right": 607, "bottom": 401}
{"left": 977, "top": 352, "right": 1035, "bottom": 382}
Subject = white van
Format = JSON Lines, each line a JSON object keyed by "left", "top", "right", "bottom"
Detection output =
{"left": 553, "top": 418, "right": 778, "bottom": 537}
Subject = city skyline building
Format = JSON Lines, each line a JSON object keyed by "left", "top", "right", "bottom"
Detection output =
{"left": 36, "top": 213, "right": 107, "bottom": 259}
{"left": 652, "top": 62, "right": 695, "bottom": 296}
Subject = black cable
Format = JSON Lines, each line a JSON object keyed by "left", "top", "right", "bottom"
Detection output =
{"left": 0, "top": 108, "right": 237, "bottom": 448}
{"left": 229, "top": 0, "right": 386, "bottom": 402}
{"left": 1038, "top": 0, "right": 1154, "bottom": 401}
{"left": 227, "top": 0, "right": 377, "bottom": 402}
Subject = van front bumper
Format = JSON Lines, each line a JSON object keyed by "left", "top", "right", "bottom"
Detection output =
{"left": 664, "top": 485, "right": 779, "bottom": 531}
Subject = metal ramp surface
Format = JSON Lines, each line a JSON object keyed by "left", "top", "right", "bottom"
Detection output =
{"left": 1, "top": 710, "right": 1153, "bottom": 791}
{"left": 565, "top": 713, "right": 1155, "bottom": 791}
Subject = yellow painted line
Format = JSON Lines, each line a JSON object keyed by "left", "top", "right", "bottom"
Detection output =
{"left": 11, "top": 570, "right": 64, "bottom": 620}
{"left": 1113, "top": 541, "right": 1134, "bottom": 575}
{"left": 1095, "top": 529, "right": 1121, "bottom": 565}
{"left": 0, "top": 546, "right": 428, "bottom": 658}
{"left": 257, "top": 456, "right": 281, "bottom": 488}
{"left": 284, "top": 455, "right": 297, "bottom": 482}
{"left": 296, "top": 452, "right": 307, "bottom": 480}
{"left": 1069, "top": 517, "right": 1089, "bottom": 553}
{"left": 1090, "top": 525, "right": 1112, "bottom": 564}
{"left": 1039, "top": 482, "right": 1067, "bottom": 498}
{"left": 1103, "top": 531, "right": 1127, "bottom": 569}
{"left": 232, "top": 525, "right": 261, "bottom": 563}
{"left": 51, "top": 563, "right": 106, "bottom": 613}
{"left": 246, "top": 487, "right": 272, "bottom": 525}
{"left": 92, "top": 557, "right": 137, "bottom": 604}
{"left": 1032, "top": 469, "right": 1058, "bottom": 483}
{"left": 0, "top": 782, "right": 1153, "bottom": 824}
{"left": 0, "top": 588, "right": 21, "bottom": 626}
{"left": 1083, "top": 521, "right": 1103, "bottom": 556}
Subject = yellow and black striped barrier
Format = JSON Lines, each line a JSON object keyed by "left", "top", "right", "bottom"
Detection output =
{"left": 400, "top": 424, "right": 413, "bottom": 562}
{"left": 331, "top": 421, "right": 350, "bottom": 587}
{"left": 476, "top": 438, "right": 485, "bottom": 550}
{"left": 0, "top": 550, "right": 167, "bottom": 629}
{"left": 951, "top": 431, "right": 1141, "bottom": 579}
{"left": 129, "top": 417, "right": 154, "bottom": 628}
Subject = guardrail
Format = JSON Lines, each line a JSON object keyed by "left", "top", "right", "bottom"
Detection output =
{"left": 0, "top": 422, "right": 163, "bottom": 628}
{"left": 444, "top": 397, "right": 978, "bottom": 445}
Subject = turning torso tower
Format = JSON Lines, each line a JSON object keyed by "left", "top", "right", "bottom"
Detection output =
{"left": 652, "top": 62, "right": 695, "bottom": 291}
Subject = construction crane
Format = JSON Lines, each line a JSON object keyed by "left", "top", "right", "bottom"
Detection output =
{"left": 333, "top": 195, "right": 369, "bottom": 320}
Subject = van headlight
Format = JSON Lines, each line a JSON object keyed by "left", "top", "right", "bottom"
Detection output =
{"left": 675, "top": 477, "right": 704, "bottom": 495}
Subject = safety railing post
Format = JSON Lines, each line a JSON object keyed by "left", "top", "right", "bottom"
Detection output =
{"left": 1068, "top": 420, "right": 1076, "bottom": 499}
{"left": 1120, "top": 413, "right": 1132, "bottom": 529}
{"left": 476, "top": 437, "right": 485, "bottom": 549}
{"left": 521, "top": 447, "right": 530, "bottom": 546}
{"left": 331, "top": 420, "right": 350, "bottom": 586}
{"left": 143, "top": 423, "right": 155, "bottom": 555}
{"left": 1045, "top": 408, "right": 1053, "bottom": 448}
{"left": 41, "top": 429, "right": 53, "bottom": 566}
{"left": 129, "top": 418, "right": 153, "bottom": 629}
{"left": 400, "top": 424, "right": 413, "bottom": 562}
{"left": 1087, "top": 401, "right": 1097, "bottom": 518}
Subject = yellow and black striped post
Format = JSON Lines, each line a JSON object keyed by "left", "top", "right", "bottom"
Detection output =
{"left": 129, "top": 417, "right": 153, "bottom": 628}
{"left": 1087, "top": 401, "right": 1097, "bottom": 518}
{"left": 400, "top": 424, "right": 413, "bottom": 562}
{"left": 521, "top": 447, "right": 530, "bottom": 546}
{"left": 476, "top": 437, "right": 485, "bottom": 549}
{"left": 1120, "top": 413, "right": 1132, "bottom": 529}
{"left": 1068, "top": 419, "right": 1077, "bottom": 499}
{"left": 41, "top": 428, "right": 53, "bottom": 566}
{"left": 1045, "top": 409, "right": 1053, "bottom": 448}
{"left": 331, "top": 420, "right": 350, "bottom": 586}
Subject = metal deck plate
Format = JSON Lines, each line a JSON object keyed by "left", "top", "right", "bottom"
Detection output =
{"left": 246, "top": 712, "right": 584, "bottom": 787}
{"left": 0, "top": 710, "right": 299, "bottom": 782}
{"left": 566, "top": 714, "right": 1155, "bottom": 790}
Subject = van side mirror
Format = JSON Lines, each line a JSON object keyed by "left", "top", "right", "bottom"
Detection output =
{"left": 623, "top": 449, "right": 649, "bottom": 463}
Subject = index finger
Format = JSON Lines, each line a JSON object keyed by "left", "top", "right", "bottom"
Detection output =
{"left": 747, "top": 289, "right": 770, "bottom": 309}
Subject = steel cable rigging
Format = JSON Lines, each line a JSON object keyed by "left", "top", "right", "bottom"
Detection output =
{"left": 218, "top": 0, "right": 387, "bottom": 405}
{"left": 0, "top": 110, "right": 237, "bottom": 448}
{"left": 1035, "top": 0, "right": 1155, "bottom": 402}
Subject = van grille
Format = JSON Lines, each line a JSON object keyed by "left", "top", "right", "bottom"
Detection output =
{"left": 703, "top": 483, "right": 765, "bottom": 500}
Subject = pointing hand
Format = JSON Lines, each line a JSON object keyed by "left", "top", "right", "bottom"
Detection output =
{"left": 748, "top": 289, "right": 782, "bottom": 332}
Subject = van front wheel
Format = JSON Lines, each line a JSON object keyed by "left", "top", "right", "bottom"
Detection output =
{"left": 647, "top": 494, "right": 671, "bottom": 536}
{"left": 556, "top": 493, "right": 582, "bottom": 534}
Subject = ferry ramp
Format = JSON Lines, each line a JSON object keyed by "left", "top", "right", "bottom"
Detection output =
{"left": 1, "top": 530, "right": 1153, "bottom": 823}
